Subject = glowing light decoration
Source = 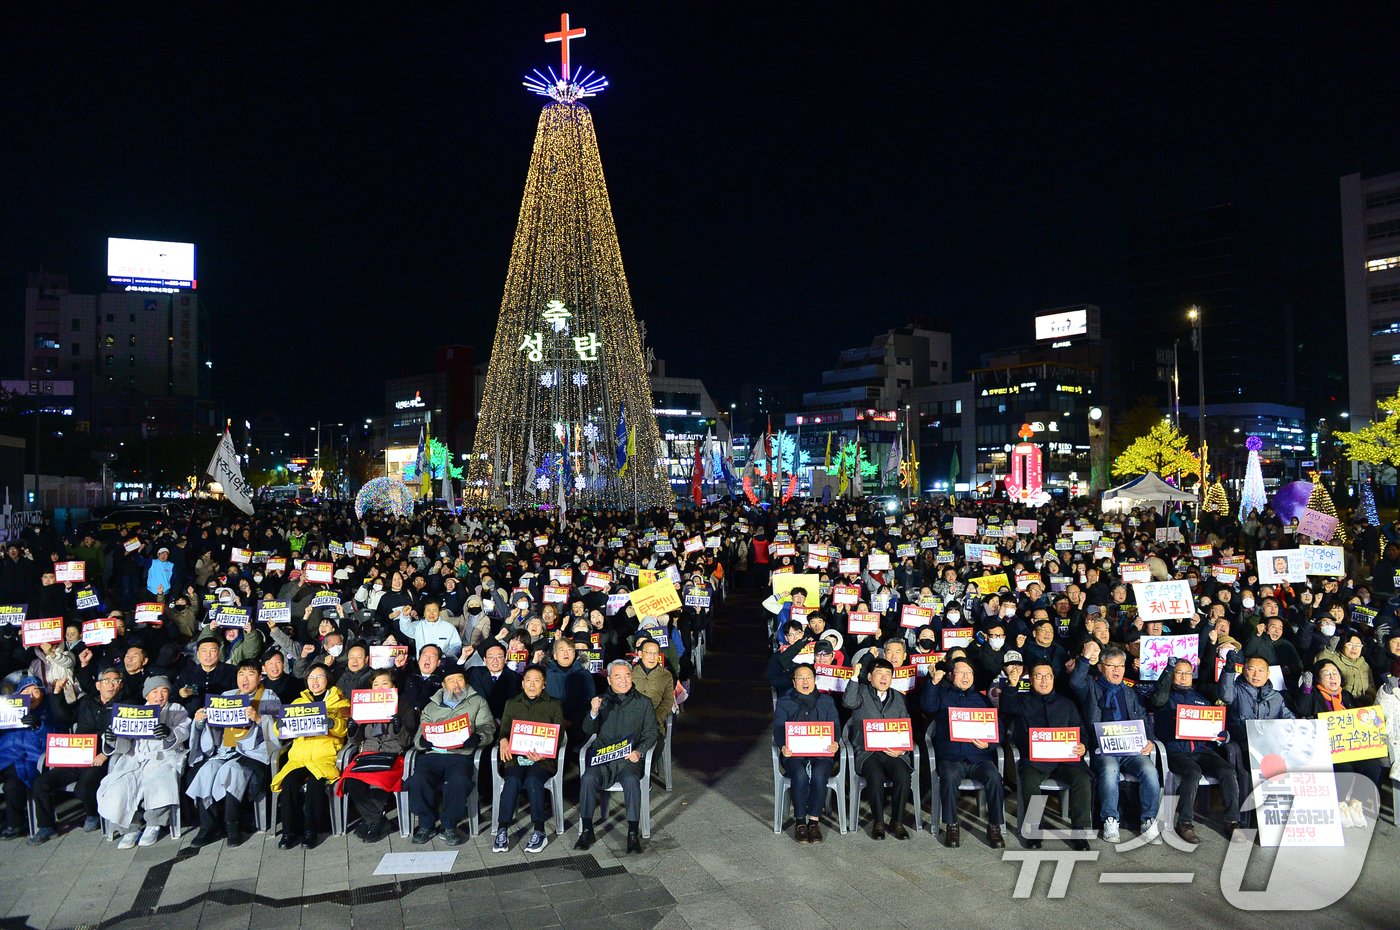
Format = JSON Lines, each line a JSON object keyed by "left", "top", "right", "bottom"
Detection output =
{"left": 574, "top": 474, "right": 587, "bottom": 490}
{"left": 1239, "top": 435, "right": 1267, "bottom": 521}
{"left": 522, "top": 13, "right": 608, "bottom": 104}
{"left": 535, "top": 475, "right": 551, "bottom": 492}
{"left": 469, "top": 16, "right": 667, "bottom": 507}
{"left": 354, "top": 477, "right": 415, "bottom": 520}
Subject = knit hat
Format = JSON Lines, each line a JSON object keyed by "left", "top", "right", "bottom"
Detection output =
{"left": 142, "top": 675, "right": 173, "bottom": 697}
{"left": 14, "top": 675, "right": 42, "bottom": 694}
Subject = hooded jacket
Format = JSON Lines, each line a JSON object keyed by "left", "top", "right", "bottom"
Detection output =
{"left": 415, "top": 685, "right": 495, "bottom": 756}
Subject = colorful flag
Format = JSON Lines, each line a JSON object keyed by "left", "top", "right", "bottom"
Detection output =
{"left": 615, "top": 405, "right": 629, "bottom": 476}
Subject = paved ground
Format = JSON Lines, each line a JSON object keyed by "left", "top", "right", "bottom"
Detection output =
{"left": 1, "top": 588, "right": 1395, "bottom": 929}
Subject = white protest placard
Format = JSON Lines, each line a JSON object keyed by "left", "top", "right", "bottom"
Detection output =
{"left": 953, "top": 517, "right": 978, "bottom": 536}
{"left": 54, "top": 561, "right": 86, "bottom": 583}
{"left": 1299, "top": 545, "right": 1344, "bottom": 578}
{"left": 1131, "top": 580, "right": 1195, "bottom": 622}
{"left": 867, "top": 551, "right": 891, "bottom": 571}
{"left": 1296, "top": 508, "right": 1338, "bottom": 541}
{"left": 1139, "top": 634, "right": 1201, "bottom": 681}
{"left": 351, "top": 688, "right": 398, "bottom": 723}
{"left": 1258, "top": 548, "right": 1307, "bottom": 584}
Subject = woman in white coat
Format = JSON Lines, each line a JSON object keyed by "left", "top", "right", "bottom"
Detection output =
{"left": 97, "top": 676, "right": 191, "bottom": 848}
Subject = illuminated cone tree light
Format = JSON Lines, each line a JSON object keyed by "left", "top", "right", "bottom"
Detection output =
{"left": 467, "top": 14, "right": 668, "bottom": 507}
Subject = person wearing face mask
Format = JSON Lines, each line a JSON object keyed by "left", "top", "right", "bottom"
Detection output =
{"left": 456, "top": 595, "right": 493, "bottom": 651}
{"left": 922, "top": 656, "right": 1006, "bottom": 849}
{"left": 969, "top": 622, "right": 1010, "bottom": 691}
{"left": 409, "top": 667, "right": 495, "bottom": 845}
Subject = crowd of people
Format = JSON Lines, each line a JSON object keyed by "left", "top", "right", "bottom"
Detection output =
{"left": 0, "top": 501, "right": 719, "bottom": 854}
{"left": 0, "top": 491, "right": 1396, "bottom": 866}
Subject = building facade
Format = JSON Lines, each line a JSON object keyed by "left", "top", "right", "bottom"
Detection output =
{"left": 1342, "top": 170, "right": 1400, "bottom": 426}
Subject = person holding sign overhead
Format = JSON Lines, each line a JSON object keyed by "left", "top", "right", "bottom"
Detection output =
{"left": 843, "top": 657, "right": 915, "bottom": 840}
{"left": 409, "top": 665, "right": 495, "bottom": 846}
{"left": 921, "top": 656, "right": 1006, "bottom": 848}
{"left": 576, "top": 659, "right": 658, "bottom": 854}
{"left": 773, "top": 664, "right": 839, "bottom": 843}
{"left": 1001, "top": 661, "right": 1092, "bottom": 850}
{"left": 97, "top": 676, "right": 191, "bottom": 849}
{"left": 270, "top": 665, "right": 349, "bottom": 849}
{"left": 493, "top": 665, "right": 564, "bottom": 854}
{"left": 1149, "top": 657, "right": 1240, "bottom": 843}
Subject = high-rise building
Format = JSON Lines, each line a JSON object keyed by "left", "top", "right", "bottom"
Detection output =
{"left": 21, "top": 271, "right": 212, "bottom": 439}
{"left": 1341, "top": 170, "right": 1400, "bottom": 425}
{"left": 1122, "top": 204, "right": 1294, "bottom": 410}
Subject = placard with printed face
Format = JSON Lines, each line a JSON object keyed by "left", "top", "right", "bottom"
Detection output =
{"left": 1029, "top": 727, "right": 1081, "bottom": 762}
{"left": 784, "top": 721, "right": 835, "bottom": 756}
{"left": 862, "top": 718, "right": 913, "bottom": 751}
{"left": 351, "top": 688, "right": 398, "bottom": 724}
{"left": 947, "top": 707, "right": 999, "bottom": 743}
{"left": 508, "top": 720, "right": 561, "bottom": 758}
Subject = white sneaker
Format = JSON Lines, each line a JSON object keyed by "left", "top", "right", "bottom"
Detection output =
{"left": 117, "top": 831, "right": 140, "bottom": 850}
{"left": 1338, "top": 804, "right": 1356, "bottom": 828}
{"left": 138, "top": 825, "right": 163, "bottom": 847}
{"left": 1140, "top": 821, "right": 1163, "bottom": 845}
{"left": 1349, "top": 799, "right": 1367, "bottom": 829}
{"left": 1101, "top": 817, "right": 1120, "bottom": 843}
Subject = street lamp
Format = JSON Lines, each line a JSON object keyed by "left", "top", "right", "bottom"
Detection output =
{"left": 1188, "top": 306, "right": 1206, "bottom": 502}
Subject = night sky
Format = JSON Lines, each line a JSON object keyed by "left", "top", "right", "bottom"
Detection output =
{"left": 3, "top": 4, "right": 1396, "bottom": 424}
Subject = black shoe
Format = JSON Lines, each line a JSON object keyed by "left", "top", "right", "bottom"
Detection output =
{"left": 225, "top": 823, "right": 244, "bottom": 848}
{"left": 411, "top": 825, "right": 434, "bottom": 845}
{"left": 871, "top": 822, "right": 886, "bottom": 840}
{"left": 1068, "top": 838, "right": 1091, "bottom": 851}
{"left": 277, "top": 832, "right": 298, "bottom": 850}
{"left": 363, "top": 819, "right": 393, "bottom": 843}
{"left": 944, "top": 824, "right": 961, "bottom": 848}
{"left": 0, "top": 826, "right": 24, "bottom": 841}
{"left": 987, "top": 825, "right": 1005, "bottom": 849}
{"left": 794, "top": 823, "right": 809, "bottom": 843}
{"left": 301, "top": 831, "right": 319, "bottom": 850}
{"left": 626, "top": 830, "right": 642, "bottom": 854}
{"left": 438, "top": 827, "right": 467, "bottom": 846}
{"left": 575, "top": 827, "right": 596, "bottom": 851}
{"left": 190, "top": 826, "right": 222, "bottom": 848}
{"left": 351, "top": 822, "right": 370, "bottom": 840}
{"left": 890, "top": 822, "right": 909, "bottom": 841}
{"left": 1023, "top": 836, "right": 1043, "bottom": 850}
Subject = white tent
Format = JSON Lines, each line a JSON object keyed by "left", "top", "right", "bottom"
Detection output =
{"left": 1101, "top": 472, "right": 1196, "bottom": 513}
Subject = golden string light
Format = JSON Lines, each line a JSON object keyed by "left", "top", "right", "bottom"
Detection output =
{"left": 467, "top": 101, "right": 669, "bottom": 507}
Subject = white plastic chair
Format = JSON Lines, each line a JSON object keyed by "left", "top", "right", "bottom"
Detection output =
{"left": 923, "top": 721, "right": 1005, "bottom": 832}
{"left": 1010, "top": 744, "right": 1087, "bottom": 833}
{"left": 577, "top": 734, "right": 654, "bottom": 838}
{"left": 654, "top": 712, "right": 675, "bottom": 792}
{"left": 334, "top": 745, "right": 411, "bottom": 838}
{"left": 398, "top": 747, "right": 481, "bottom": 836}
{"left": 843, "top": 720, "right": 922, "bottom": 832}
{"left": 490, "top": 733, "right": 569, "bottom": 835}
{"left": 772, "top": 744, "right": 846, "bottom": 834}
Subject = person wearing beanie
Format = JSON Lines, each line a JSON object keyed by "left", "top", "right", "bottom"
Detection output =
{"left": 96, "top": 675, "right": 191, "bottom": 849}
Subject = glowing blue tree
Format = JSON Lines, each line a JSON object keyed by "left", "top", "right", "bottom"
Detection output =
{"left": 1240, "top": 436, "right": 1267, "bottom": 521}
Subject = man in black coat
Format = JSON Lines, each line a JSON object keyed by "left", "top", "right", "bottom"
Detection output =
{"left": 465, "top": 642, "right": 522, "bottom": 720}
{"left": 27, "top": 666, "right": 124, "bottom": 841}
{"left": 575, "top": 659, "right": 658, "bottom": 854}
{"left": 1000, "top": 660, "right": 1092, "bottom": 850}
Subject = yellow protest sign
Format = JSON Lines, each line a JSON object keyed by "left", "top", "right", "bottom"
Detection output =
{"left": 973, "top": 573, "right": 1010, "bottom": 595}
{"left": 638, "top": 569, "right": 659, "bottom": 587}
{"left": 772, "top": 573, "right": 822, "bottom": 604}
{"left": 1320, "top": 706, "right": 1388, "bottom": 763}
{"left": 628, "top": 578, "right": 682, "bottom": 618}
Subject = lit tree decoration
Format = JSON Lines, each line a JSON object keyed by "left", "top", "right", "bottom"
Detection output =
{"left": 402, "top": 437, "right": 464, "bottom": 482}
{"left": 1303, "top": 470, "right": 1348, "bottom": 543}
{"left": 1239, "top": 435, "right": 1267, "bottom": 521}
{"left": 354, "top": 477, "right": 415, "bottom": 520}
{"left": 468, "top": 14, "right": 667, "bottom": 506}
{"left": 1111, "top": 420, "right": 1201, "bottom": 479}
{"left": 828, "top": 441, "right": 876, "bottom": 480}
{"left": 1361, "top": 471, "right": 1380, "bottom": 526}
{"left": 1202, "top": 480, "right": 1230, "bottom": 517}
{"left": 1335, "top": 389, "right": 1400, "bottom": 467}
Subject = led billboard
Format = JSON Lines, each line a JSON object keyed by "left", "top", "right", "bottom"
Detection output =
{"left": 107, "top": 238, "right": 197, "bottom": 291}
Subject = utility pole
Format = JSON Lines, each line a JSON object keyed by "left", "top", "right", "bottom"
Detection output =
{"left": 1189, "top": 306, "right": 1206, "bottom": 505}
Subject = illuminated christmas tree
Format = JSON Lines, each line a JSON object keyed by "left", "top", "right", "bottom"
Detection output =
{"left": 1203, "top": 481, "right": 1230, "bottom": 517}
{"left": 1361, "top": 469, "right": 1380, "bottom": 526}
{"left": 466, "top": 15, "right": 668, "bottom": 507}
{"left": 1239, "top": 435, "right": 1267, "bottom": 521}
{"left": 1304, "top": 471, "right": 1348, "bottom": 543}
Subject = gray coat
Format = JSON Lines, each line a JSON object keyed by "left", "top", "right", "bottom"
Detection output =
{"left": 186, "top": 687, "right": 283, "bottom": 803}
{"left": 582, "top": 687, "right": 658, "bottom": 786}
{"left": 1218, "top": 669, "right": 1294, "bottom": 741}
{"left": 842, "top": 678, "right": 914, "bottom": 771}
{"left": 96, "top": 702, "right": 191, "bottom": 831}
